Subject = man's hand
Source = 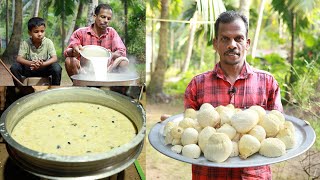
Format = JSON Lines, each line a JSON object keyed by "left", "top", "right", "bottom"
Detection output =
{"left": 73, "top": 45, "right": 83, "bottom": 57}
{"left": 107, "top": 57, "right": 129, "bottom": 72}
{"left": 112, "top": 51, "right": 122, "bottom": 61}
{"left": 30, "top": 59, "right": 43, "bottom": 70}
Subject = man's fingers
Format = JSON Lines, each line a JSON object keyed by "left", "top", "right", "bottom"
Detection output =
{"left": 107, "top": 64, "right": 114, "bottom": 72}
{"left": 74, "top": 45, "right": 82, "bottom": 53}
{"left": 72, "top": 46, "right": 81, "bottom": 57}
{"left": 75, "top": 59, "right": 81, "bottom": 69}
{"left": 78, "top": 45, "right": 84, "bottom": 51}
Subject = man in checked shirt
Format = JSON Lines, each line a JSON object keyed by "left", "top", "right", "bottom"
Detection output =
{"left": 64, "top": 3, "right": 128, "bottom": 77}
{"left": 183, "top": 11, "right": 283, "bottom": 179}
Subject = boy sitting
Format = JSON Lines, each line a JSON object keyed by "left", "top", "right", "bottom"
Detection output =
{"left": 10, "top": 17, "right": 62, "bottom": 85}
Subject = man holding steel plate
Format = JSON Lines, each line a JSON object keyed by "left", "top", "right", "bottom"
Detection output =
{"left": 64, "top": 3, "right": 129, "bottom": 77}
{"left": 183, "top": 11, "right": 283, "bottom": 179}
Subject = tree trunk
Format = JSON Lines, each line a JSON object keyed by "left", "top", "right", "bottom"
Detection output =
{"left": 279, "top": 17, "right": 283, "bottom": 38}
{"left": 86, "top": 0, "right": 98, "bottom": 26}
{"left": 251, "top": 0, "right": 266, "bottom": 59}
{"left": 289, "top": 12, "right": 295, "bottom": 83}
{"left": 23, "top": 0, "right": 33, "bottom": 13}
{"left": 169, "top": 28, "right": 175, "bottom": 68}
{"left": 124, "top": 0, "right": 128, "bottom": 44}
{"left": 65, "top": 1, "right": 80, "bottom": 44}
{"left": 11, "top": 0, "right": 15, "bottom": 27}
{"left": 239, "top": 0, "right": 251, "bottom": 25}
{"left": 199, "top": 32, "right": 206, "bottom": 68}
{"left": 151, "top": 18, "right": 155, "bottom": 72}
{"left": 181, "top": 12, "right": 197, "bottom": 74}
{"left": 289, "top": 12, "right": 295, "bottom": 68}
{"left": 6, "top": 0, "right": 9, "bottom": 46}
{"left": 61, "top": 0, "right": 66, "bottom": 58}
{"left": 74, "top": 0, "right": 84, "bottom": 31}
{"left": 42, "top": 0, "right": 52, "bottom": 23}
{"left": 284, "top": 12, "right": 296, "bottom": 104}
{"left": 33, "top": 0, "right": 40, "bottom": 17}
{"left": 2, "top": 0, "right": 22, "bottom": 64}
{"left": 147, "top": 0, "right": 169, "bottom": 97}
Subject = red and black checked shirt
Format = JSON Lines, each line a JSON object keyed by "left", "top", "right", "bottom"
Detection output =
{"left": 64, "top": 24, "right": 126, "bottom": 64}
{"left": 184, "top": 62, "right": 283, "bottom": 180}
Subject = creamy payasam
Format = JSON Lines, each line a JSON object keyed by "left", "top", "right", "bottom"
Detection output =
{"left": 12, "top": 102, "right": 137, "bottom": 156}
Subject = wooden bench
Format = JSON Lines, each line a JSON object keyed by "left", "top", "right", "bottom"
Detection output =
{"left": 22, "top": 77, "right": 52, "bottom": 86}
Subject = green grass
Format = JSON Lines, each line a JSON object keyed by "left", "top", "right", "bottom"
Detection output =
{"left": 58, "top": 61, "right": 73, "bottom": 86}
{"left": 135, "top": 63, "right": 146, "bottom": 85}
{"left": 309, "top": 119, "right": 320, "bottom": 150}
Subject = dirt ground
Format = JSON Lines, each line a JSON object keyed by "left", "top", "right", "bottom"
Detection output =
{"left": 146, "top": 100, "right": 320, "bottom": 180}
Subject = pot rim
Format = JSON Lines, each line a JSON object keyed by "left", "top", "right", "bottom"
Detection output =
{"left": 0, "top": 87, "right": 146, "bottom": 163}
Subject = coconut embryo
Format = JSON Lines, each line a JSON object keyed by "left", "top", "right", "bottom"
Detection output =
{"left": 12, "top": 102, "right": 137, "bottom": 156}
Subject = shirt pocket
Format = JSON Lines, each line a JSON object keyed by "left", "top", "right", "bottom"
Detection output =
{"left": 241, "top": 87, "right": 268, "bottom": 109}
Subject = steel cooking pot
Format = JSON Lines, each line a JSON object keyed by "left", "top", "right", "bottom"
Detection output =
{"left": 0, "top": 87, "right": 146, "bottom": 179}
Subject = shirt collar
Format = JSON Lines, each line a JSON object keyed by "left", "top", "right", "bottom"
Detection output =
{"left": 27, "top": 37, "right": 46, "bottom": 49}
{"left": 213, "top": 61, "right": 253, "bottom": 79}
{"left": 87, "top": 24, "right": 109, "bottom": 36}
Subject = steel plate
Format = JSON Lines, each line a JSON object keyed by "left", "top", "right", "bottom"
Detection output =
{"left": 80, "top": 45, "right": 111, "bottom": 59}
{"left": 148, "top": 113, "right": 316, "bottom": 168}
{"left": 71, "top": 73, "right": 139, "bottom": 86}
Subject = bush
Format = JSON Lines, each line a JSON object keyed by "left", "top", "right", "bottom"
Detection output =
{"left": 310, "top": 120, "right": 320, "bottom": 150}
{"left": 164, "top": 63, "right": 214, "bottom": 95}
{"left": 247, "top": 53, "right": 290, "bottom": 98}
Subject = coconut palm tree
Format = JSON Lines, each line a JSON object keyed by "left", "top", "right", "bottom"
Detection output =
{"left": 86, "top": 0, "right": 98, "bottom": 26}
{"left": 271, "top": 0, "right": 317, "bottom": 102}
{"left": 147, "top": 0, "right": 226, "bottom": 101}
{"left": 53, "top": 0, "right": 76, "bottom": 57}
{"left": 2, "top": 0, "right": 22, "bottom": 64}
{"left": 33, "top": 0, "right": 40, "bottom": 17}
{"left": 147, "top": 0, "right": 170, "bottom": 101}
{"left": 196, "top": 0, "right": 226, "bottom": 40}
{"left": 180, "top": 0, "right": 226, "bottom": 73}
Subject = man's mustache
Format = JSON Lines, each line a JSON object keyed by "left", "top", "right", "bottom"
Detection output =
{"left": 224, "top": 49, "right": 240, "bottom": 56}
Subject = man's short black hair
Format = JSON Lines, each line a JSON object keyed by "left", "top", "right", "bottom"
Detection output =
{"left": 94, "top": 4, "right": 112, "bottom": 15}
{"left": 214, "top": 11, "right": 248, "bottom": 38}
{"left": 28, "top": 17, "right": 46, "bottom": 31}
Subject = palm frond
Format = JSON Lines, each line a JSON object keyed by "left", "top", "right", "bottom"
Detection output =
{"left": 271, "top": 0, "right": 316, "bottom": 34}
{"left": 196, "top": 0, "right": 226, "bottom": 40}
